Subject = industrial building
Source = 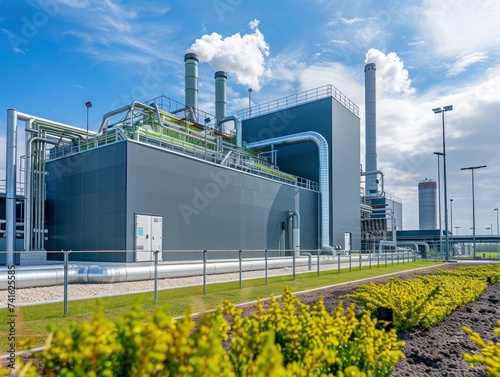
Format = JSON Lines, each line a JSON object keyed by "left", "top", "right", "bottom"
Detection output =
{"left": 1, "top": 53, "right": 404, "bottom": 266}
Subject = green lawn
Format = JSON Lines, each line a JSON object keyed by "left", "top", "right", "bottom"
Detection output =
{"left": 474, "top": 251, "right": 499, "bottom": 259}
{"left": 0, "top": 260, "right": 439, "bottom": 351}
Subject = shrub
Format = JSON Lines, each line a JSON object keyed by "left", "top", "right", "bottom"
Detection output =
{"left": 463, "top": 320, "right": 500, "bottom": 376}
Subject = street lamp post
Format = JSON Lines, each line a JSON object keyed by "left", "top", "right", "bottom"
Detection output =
{"left": 450, "top": 198, "right": 454, "bottom": 257}
{"left": 494, "top": 208, "right": 499, "bottom": 235}
{"left": 85, "top": 101, "right": 92, "bottom": 140}
{"left": 461, "top": 165, "right": 487, "bottom": 257}
{"left": 433, "top": 105, "right": 453, "bottom": 261}
{"left": 454, "top": 226, "right": 460, "bottom": 235}
{"left": 433, "top": 151, "right": 444, "bottom": 257}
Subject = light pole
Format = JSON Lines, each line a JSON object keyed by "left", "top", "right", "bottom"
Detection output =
{"left": 494, "top": 208, "right": 499, "bottom": 235}
{"left": 450, "top": 198, "right": 454, "bottom": 257}
{"left": 454, "top": 226, "right": 460, "bottom": 235}
{"left": 461, "top": 165, "right": 487, "bottom": 257}
{"left": 433, "top": 151, "right": 444, "bottom": 257}
{"left": 85, "top": 101, "right": 92, "bottom": 140}
{"left": 433, "top": 105, "right": 453, "bottom": 261}
{"left": 248, "top": 88, "right": 252, "bottom": 117}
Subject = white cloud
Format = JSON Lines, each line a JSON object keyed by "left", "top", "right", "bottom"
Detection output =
{"left": 446, "top": 52, "right": 488, "bottom": 76}
{"left": 365, "top": 48, "right": 415, "bottom": 96}
{"left": 419, "top": 0, "right": 500, "bottom": 58}
{"left": 187, "top": 21, "right": 270, "bottom": 91}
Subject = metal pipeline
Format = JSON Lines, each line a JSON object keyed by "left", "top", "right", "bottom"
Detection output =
{"left": 0, "top": 257, "right": 316, "bottom": 290}
{"left": 361, "top": 169, "right": 384, "bottom": 196}
{"left": 6, "top": 109, "right": 17, "bottom": 265}
{"left": 397, "top": 241, "right": 429, "bottom": 256}
{"left": 289, "top": 210, "right": 300, "bottom": 256}
{"left": 98, "top": 101, "right": 155, "bottom": 134}
{"left": 217, "top": 115, "right": 242, "bottom": 147}
{"left": 247, "top": 132, "right": 331, "bottom": 250}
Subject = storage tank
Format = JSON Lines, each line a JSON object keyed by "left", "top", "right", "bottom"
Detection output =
{"left": 418, "top": 179, "right": 437, "bottom": 230}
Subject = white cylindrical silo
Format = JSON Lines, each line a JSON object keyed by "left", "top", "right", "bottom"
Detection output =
{"left": 364, "top": 63, "right": 377, "bottom": 196}
{"left": 184, "top": 52, "right": 198, "bottom": 121}
{"left": 418, "top": 179, "right": 437, "bottom": 230}
{"left": 215, "top": 71, "right": 227, "bottom": 125}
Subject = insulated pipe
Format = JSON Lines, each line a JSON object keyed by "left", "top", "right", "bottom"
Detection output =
{"left": 365, "top": 63, "right": 377, "bottom": 196}
{"left": 289, "top": 210, "right": 300, "bottom": 257}
{"left": 0, "top": 257, "right": 316, "bottom": 290}
{"left": 215, "top": 71, "right": 227, "bottom": 124}
{"left": 6, "top": 109, "right": 17, "bottom": 265}
{"left": 184, "top": 53, "right": 199, "bottom": 122}
{"left": 217, "top": 115, "right": 242, "bottom": 147}
{"left": 247, "top": 132, "right": 331, "bottom": 249}
{"left": 24, "top": 135, "right": 58, "bottom": 251}
{"left": 360, "top": 169, "right": 384, "bottom": 195}
{"left": 397, "top": 241, "right": 429, "bottom": 256}
{"left": 98, "top": 101, "right": 155, "bottom": 134}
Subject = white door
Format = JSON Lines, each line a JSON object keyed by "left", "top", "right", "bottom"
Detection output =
{"left": 135, "top": 214, "right": 163, "bottom": 261}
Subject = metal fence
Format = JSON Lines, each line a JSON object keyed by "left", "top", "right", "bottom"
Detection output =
{"left": 0, "top": 249, "right": 418, "bottom": 316}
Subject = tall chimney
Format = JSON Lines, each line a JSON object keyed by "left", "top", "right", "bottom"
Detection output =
{"left": 215, "top": 71, "right": 227, "bottom": 125}
{"left": 184, "top": 52, "right": 198, "bottom": 121}
{"left": 364, "top": 63, "right": 377, "bottom": 195}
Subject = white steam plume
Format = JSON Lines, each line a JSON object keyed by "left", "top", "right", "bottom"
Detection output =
{"left": 187, "top": 20, "right": 269, "bottom": 91}
{"left": 365, "top": 48, "right": 415, "bottom": 96}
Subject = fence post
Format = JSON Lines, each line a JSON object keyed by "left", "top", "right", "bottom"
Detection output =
{"left": 359, "top": 252, "right": 362, "bottom": 271}
{"left": 265, "top": 249, "right": 268, "bottom": 285}
{"left": 203, "top": 250, "right": 207, "bottom": 295}
{"left": 369, "top": 250, "right": 372, "bottom": 269}
{"left": 63, "top": 250, "right": 70, "bottom": 317}
{"left": 293, "top": 250, "right": 296, "bottom": 281}
{"left": 308, "top": 254, "right": 312, "bottom": 271}
{"left": 239, "top": 249, "right": 243, "bottom": 289}
{"left": 391, "top": 250, "right": 394, "bottom": 266}
{"left": 154, "top": 250, "right": 159, "bottom": 303}
{"left": 317, "top": 250, "right": 320, "bottom": 277}
{"left": 338, "top": 254, "right": 341, "bottom": 274}
{"left": 349, "top": 254, "right": 352, "bottom": 272}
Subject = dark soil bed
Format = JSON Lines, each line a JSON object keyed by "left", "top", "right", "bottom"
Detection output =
{"left": 235, "top": 263, "right": 500, "bottom": 376}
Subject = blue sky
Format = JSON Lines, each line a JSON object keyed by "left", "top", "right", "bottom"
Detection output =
{"left": 1, "top": 0, "right": 500, "bottom": 233}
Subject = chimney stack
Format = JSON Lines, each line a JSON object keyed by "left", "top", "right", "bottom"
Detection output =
{"left": 364, "top": 63, "right": 377, "bottom": 195}
{"left": 215, "top": 71, "right": 227, "bottom": 125}
{"left": 184, "top": 53, "right": 199, "bottom": 121}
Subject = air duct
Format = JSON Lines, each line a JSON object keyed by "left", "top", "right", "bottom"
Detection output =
{"left": 184, "top": 52, "right": 199, "bottom": 122}
{"left": 288, "top": 210, "right": 300, "bottom": 256}
{"left": 247, "top": 132, "right": 331, "bottom": 250}
{"left": 365, "top": 63, "right": 377, "bottom": 196}
{"left": 5, "top": 109, "right": 17, "bottom": 266}
{"left": 217, "top": 115, "right": 242, "bottom": 147}
{"left": 215, "top": 71, "right": 227, "bottom": 124}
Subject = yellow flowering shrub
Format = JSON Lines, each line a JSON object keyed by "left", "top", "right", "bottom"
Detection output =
{"left": 436, "top": 264, "right": 500, "bottom": 283}
{"left": 344, "top": 275, "right": 488, "bottom": 332}
{"left": 223, "top": 286, "right": 405, "bottom": 376}
{"left": 463, "top": 320, "right": 500, "bottom": 377}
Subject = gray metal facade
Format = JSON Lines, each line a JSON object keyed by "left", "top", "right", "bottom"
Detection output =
{"left": 45, "top": 140, "right": 319, "bottom": 262}
{"left": 242, "top": 97, "right": 361, "bottom": 249}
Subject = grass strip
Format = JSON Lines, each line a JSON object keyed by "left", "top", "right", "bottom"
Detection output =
{"left": 0, "top": 260, "right": 438, "bottom": 350}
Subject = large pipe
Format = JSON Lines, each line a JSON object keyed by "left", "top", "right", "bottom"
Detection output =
{"left": 6, "top": 109, "right": 17, "bottom": 265}
{"left": 289, "top": 210, "right": 300, "bottom": 256}
{"left": 0, "top": 257, "right": 316, "bottom": 290}
{"left": 360, "top": 169, "right": 384, "bottom": 195}
{"left": 184, "top": 52, "right": 199, "bottom": 122}
{"left": 397, "top": 241, "right": 429, "bottom": 256}
{"left": 365, "top": 63, "right": 377, "bottom": 196}
{"left": 247, "top": 132, "right": 331, "bottom": 249}
{"left": 215, "top": 71, "right": 227, "bottom": 124}
{"left": 217, "top": 115, "right": 242, "bottom": 147}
